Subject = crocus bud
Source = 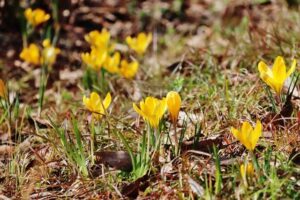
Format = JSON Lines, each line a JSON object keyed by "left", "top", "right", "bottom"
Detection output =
{"left": 166, "top": 91, "right": 181, "bottom": 124}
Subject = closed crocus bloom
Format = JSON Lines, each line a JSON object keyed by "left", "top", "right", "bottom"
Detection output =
{"left": 166, "top": 91, "right": 181, "bottom": 124}
{"left": 126, "top": 32, "right": 152, "bottom": 55}
{"left": 24, "top": 8, "right": 50, "bottom": 27}
{"left": 258, "top": 56, "right": 296, "bottom": 95}
{"left": 133, "top": 97, "right": 167, "bottom": 128}
{"left": 231, "top": 120, "right": 262, "bottom": 151}
{"left": 41, "top": 39, "right": 60, "bottom": 65}
{"left": 240, "top": 163, "right": 254, "bottom": 179}
{"left": 81, "top": 47, "right": 107, "bottom": 71}
{"left": 20, "top": 43, "right": 40, "bottom": 65}
{"left": 119, "top": 60, "right": 139, "bottom": 79}
{"left": 0, "top": 79, "right": 7, "bottom": 99}
{"left": 83, "top": 92, "right": 111, "bottom": 120}
{"left": 84, "top": 29, "right": 110, "bottom": 50}
{"left": 103, "top": 52, "right": 120, "bottom": 74}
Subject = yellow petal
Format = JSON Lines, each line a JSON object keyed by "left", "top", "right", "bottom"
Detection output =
{"left": 126, "top": 36, "right": 133, "bottom": 46}
{"left": 240, "top": 122, "right": 253, "bottom": 150}
{"left": 166, "top": 91, "right": 181, "bottom": 123}
{"left": 133, "top": 103, "right": 145, "bottom": 118}
{"left": 42, "top": 39, "right": 51, "bottom": 48}
{"left": 83, "top": 95, "right": 93, "bottom": 111}
{"left": 260, "top": 73, "right": 282, "bottom": 95}
{"left": 240, "top": 164, "right": 246, "bottom": 179}
{"left": 231, "top": 127, "right": 240, "bottom": 139}
{"left": 249, "top": 120, "right": 262, "bottom": 151}
{"left": 272, "top": 56, "right": 286, "bottom": 84}
{"left": 258, "top": 61, "right": 272, "bottom": 77}
{"left": 102, "top": 92, "right": 112, "bottom": 109}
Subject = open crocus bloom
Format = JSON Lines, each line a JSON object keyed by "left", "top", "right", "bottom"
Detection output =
{"left": 84, "top": 29, "right": 110, "bottom": 50}
{"left": 20, "top": 43, "right": 41, "bottom": 65}
{"left": 83, "top": 92, "right": 111, "bottom": 120}
{"left": 81, "top": 47, "right": 107, "bottom": 71}
{"left": 258, "top": 56, "right": 296, "bottom": 95}
{"left": 133, "top": 96, "right": 167, "bottom": 128}
{"left": 119, "top": 60, "right": 139, "bottom": 79}
{"left": 231, "top": 120, "right": 262, "bottom": 151}
{"left": 126, "top": 32, "right": 152, "bottom": 55}
{"left": 24, "top": 8, "right": 50, "bottom": 27}
{"left": 103, "top": 52, "right": 121, "bottom": 74}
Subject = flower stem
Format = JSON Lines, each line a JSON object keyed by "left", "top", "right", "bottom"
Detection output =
{"left": 38, "top": 64, "right": 48, "bottom": 116}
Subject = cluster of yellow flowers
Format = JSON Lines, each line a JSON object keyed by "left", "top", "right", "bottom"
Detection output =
{"left": 83, "top": 90, "right": 181, "bottom": 128}
{"left": 133, "top": 91, "right": 181, "bottom": 128}
{"left": 229, "top": 56, "right": 297, "bottom": 182}
{"left": 20, "top": 39, "right": 60, "bottom": 66}
{"left": 230, "top": 56, "right": 297, "bottom": 153}
{"left": 81, "top": 29, "right": 152, "bottom": 79}
{"left": 19, "top": 8, "right": 60, "bottom": 66}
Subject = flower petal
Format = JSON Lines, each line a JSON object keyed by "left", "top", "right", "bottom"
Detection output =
{"left": 231, "top": 127, "right": 240, "bottom": 140}
{"left": 258, "top": 61, "right": 272, "bottom": 77}
{"left": 250, "top": 120, "right": 262, "bottom": 150}
{"left": 133, "top": 103, "right": 145, "bottom": 118}
{"left": 103, "top": 92, "right": 112, "bottom": 109}
{"left": 272, "top": 56, "right": 286, "bottom": 83}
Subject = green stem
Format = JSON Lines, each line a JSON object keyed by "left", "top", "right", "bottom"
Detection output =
{"left": 38, "top": 65, "right": 48, "bottom": 116}
{"left": 90, "top": 119, "right": 95, "bottom": 165}
{"left": 173, "top": 123, "right": 179, "bottom": 156}
{"left": 101, "top": 69, "right": 106, "bottom": 93}
{"left": 250, "top": 150, "right": 263, "bottom": 183}
{"left": 265, "top": 87, "right": 277, "bottom": 112}
{"left": 146, "top": 123, "right": 151, "bottom": 162}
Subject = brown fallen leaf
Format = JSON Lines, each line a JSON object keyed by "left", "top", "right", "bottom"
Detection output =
{"left": 94, "top": 151, "right": 132, "bottom": 172}
{"left": 181, "top": 135, "right": 223, "bottom": 153}
{"left": 121, "top": 174, "right": 149, "bottom": 198}
{"left": 28, "top": 116, "right": 50, "bottom": 129}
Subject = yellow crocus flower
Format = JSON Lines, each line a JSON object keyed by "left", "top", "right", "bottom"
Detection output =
{"left": 83, "top": 92, "right": 112, "bottom": 120}
{"left": 126, "top": 32, "right": 152, "bottom": 55}
{"left": 0, "top": 79, "right": 7, "bottom": 99}
{"left": 231, "top": 120, "right": 262, "bottom": 151}
{"left": 119, "top": 60, "right": 139, "bottom": 79}
{"left": 24, "top": 8, "right": 50, "bottom": 27}
{"left": 81, "top": 47, "right": 107, "bottom": 71}
{"left": 166, "top": 91, "right": 181, "bottom": 124}
{"left": 41, "top": 39, "right": 60, "bottom": 65}
{"left": 84, "top": 29, "right": 110, "bottom": 50}
{"left": 258, "top": 56, "right": 296, "bottom": 95}
{"left": 133, "top": 96, "right": 167, "bottom": 128}
{"left": 240, "top": 163, "right": 254, "bottom": 179}
{"left": 103, "top": 52, "right": 121, "bottom": 74}
{"left": 20, "top": 43, "right": 40, "bottom": 65}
